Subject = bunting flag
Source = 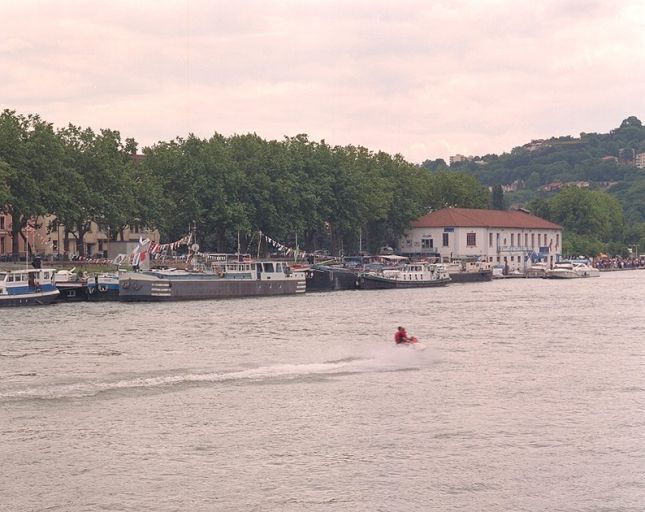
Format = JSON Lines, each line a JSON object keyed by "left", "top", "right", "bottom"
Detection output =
{"left": 261, "top": 233, "right": 307, "bottom": 258}
{"left": 25, "top": 223, "right": 55, "bottom": 249}
{"left": 125, "top": 231, "right": 322, "bottom": 265}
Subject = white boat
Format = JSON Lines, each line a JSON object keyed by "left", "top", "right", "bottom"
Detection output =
{"left": 443, "top": 258, "right": 493, "bottom": 283}
{"left": 545, "top": 261, "right": 600, "bottom": 279}
{"left": 525, "top": 262, "right": 549, "bottom": 278}
{"left": 0, "top": 268, "right": 60, "bottom": 306}
{"left": 358, "top": 262, "right": 451, "bottom": 289}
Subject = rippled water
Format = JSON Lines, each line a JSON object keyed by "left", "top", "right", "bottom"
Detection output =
{"left": 1, "top": 271, "right": 644, "bottom": 511}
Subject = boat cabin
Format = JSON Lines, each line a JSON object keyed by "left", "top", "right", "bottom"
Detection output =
{"left": 0, "top": 268, "right": 56, "bottom": 294}
{"left": 211, "top": 261, "right": 294, "bottom": 280}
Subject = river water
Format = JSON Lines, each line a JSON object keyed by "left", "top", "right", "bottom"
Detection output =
{"left": 1, "top": 271, "right": 644, "bottom": 511}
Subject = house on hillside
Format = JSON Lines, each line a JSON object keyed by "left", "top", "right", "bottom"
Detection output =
{"left": 398, "top": 207, "right": 563, "bottom": 272}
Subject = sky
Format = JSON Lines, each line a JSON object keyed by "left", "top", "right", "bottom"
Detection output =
{"left": 1, "top": 0, "right": 644, "bottom": 163}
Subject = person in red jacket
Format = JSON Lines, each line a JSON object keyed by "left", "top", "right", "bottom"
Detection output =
{"left": 394, "top": 326, "right": 412, "bottom": 344}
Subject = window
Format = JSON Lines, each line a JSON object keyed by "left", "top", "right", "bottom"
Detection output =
{"left": 496, "top": 256, "right": 500, "bottom": 262}
{"left": 489, "top": 233, "right": 493, "bottom": 247}
{"left": 556, "top": 233, "right": 560, "bottom": 248}
{"left": 466, "top": 233, "right": 476, "bottom": 246}
{"left": 496, "top": 233, "right": 500, "bottom": 247}
{"left": 511, "top": 256, "right": 514, "bottom": 262}
{"left": 0, "top": 216, "right": 4, "bottom": 229}
{"left": 443, "top": 233, "right": 449, "bottom": 247}
{"left": 421, "top": 238, "right": 433, "bottom": 249}
{"left": 531, "top": 233, "right": 535, "bottom": 247}
{"left": 524, "top": 233, "right": 528, "bottom": 247}
{"left": 511, "top": 234, "right": 514, "bottom": 246}
{"left": 538, "top": 234, "right": 542, "bottom": 246}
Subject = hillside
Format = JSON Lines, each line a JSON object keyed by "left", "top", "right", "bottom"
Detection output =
{"left": 423, "top": 116, "right": 645, "bottom": 223}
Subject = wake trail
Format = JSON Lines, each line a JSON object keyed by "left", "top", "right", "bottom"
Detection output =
{"left": 0, "top": 346, "right": 432, "bottom": 401}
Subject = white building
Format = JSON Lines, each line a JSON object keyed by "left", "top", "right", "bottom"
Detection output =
{"left": 398, "top": 208, "right": 563, "bottom": 271}
{"left": 635, "top": 152, "right": 645, "bottom": 169}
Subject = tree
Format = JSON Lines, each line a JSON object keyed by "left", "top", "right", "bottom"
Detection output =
{"left": 529, "top": 187, "right": 626, "bottom": 256}
{"left": 490, "top": 185, "right": 505, "bottom": 210}
{"left": 620, "top": 116, "right": 642, "bottom": 128}
{"left": 426, "top": 171, "right": 489, "bottom": 211}
{"left": 54, "top": 125, "right": 139, "bottom": 256}
{"left": 0, "top": 160, "right": 14, "bottom": 208}
{"left": 0, "top": 110, "right": 65, "bottom": 258}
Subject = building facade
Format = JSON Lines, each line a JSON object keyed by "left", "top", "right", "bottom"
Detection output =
{"left": 398, "top": 208, "right": 563, "bottom": 272}
{"left": 635, "top": 152, "right": 645, "bottom": 169}
{"left": 0, "top": 212, "right": 159, "bottom": 261}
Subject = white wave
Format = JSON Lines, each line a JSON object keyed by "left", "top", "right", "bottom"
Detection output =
{"left": 0, "top": 344, "right": 432, "bottom": 401}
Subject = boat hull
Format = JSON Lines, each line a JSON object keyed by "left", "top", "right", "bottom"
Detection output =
{"left": 55, "top": 284, "right": 89, "bottom": 302}
{"left": 0, "top": 289, "right": 60, "bottom": 307}
{"left": 545, "top": 269, "right": 600, "bottom": 279}
{"left": 86, "top": 283, "right": 120, "bottom": 301}
{"left": 358, "top": 274, "right": 450, "bottom": 290}
{"left": 305, "top": 267, "right": 358, "bottom": 292}
{"left": 448, "top": 270, "right": 493, "bottom": 283}
{"left": 545, "top": 271, "right": 578, "bottom": 279}
{"left": 119, "top": 273, "right": 306, "bottom": 301}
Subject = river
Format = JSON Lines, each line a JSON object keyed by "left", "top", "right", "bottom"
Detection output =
{"left": 1, "top": 271, "right": 644, "bottom": 511}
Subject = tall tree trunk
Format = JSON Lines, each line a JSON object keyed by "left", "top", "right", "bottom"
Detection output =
{"left": 10, "top": 212, "right": 24, "bottom": 262}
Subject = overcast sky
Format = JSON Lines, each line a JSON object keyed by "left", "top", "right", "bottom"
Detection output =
{"left": 1, "top": 0, "right": 644, "bottom": 163}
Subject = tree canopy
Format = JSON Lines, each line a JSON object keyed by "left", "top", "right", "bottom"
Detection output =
{"left": 1, "top": 110, "right": 490, "bottom": 256}
{"left": 2, "top": 108, "right": 642, "bottom": 257}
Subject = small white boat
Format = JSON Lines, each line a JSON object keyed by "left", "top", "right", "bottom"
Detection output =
{"left": 358, "top": 263, "right": 451, "bottom": 289}
{"left": 0, "top": 268, "right": 60, "bottom": 306}
{"left": 545, "top": 261, "right": 600, "bottom": 279}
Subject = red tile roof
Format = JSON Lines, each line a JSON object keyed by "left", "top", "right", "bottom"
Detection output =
{"left": 410, "top": 208, "right": 562, "bottom": 230}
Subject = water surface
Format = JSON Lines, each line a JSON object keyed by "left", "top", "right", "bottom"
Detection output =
{"left": 1, "top": 272, "right": 644, "bottom": 511}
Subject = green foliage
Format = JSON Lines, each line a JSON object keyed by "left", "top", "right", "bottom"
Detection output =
{"left": 3, "top": 109, "right": 639, "bottom": 258}
{"left": 0, "top": 109, "right": 67, "bottom": 253}
{"left": 561, "top": 233, "right": 604, "bottom": 259}
{"left": 0, "top": 159, "right": 14, "bottom": 207}
{"left": 451, "top": 117, "right": 645, "bottom": 226}
{"left": 490, "top": 185, "right": 505, "bottom": 210}
{"left": 528, "top": 187, "right": 625, "bottom": 257}
{"left": 425, "top": 171, "right": 489, "bottom": 211}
